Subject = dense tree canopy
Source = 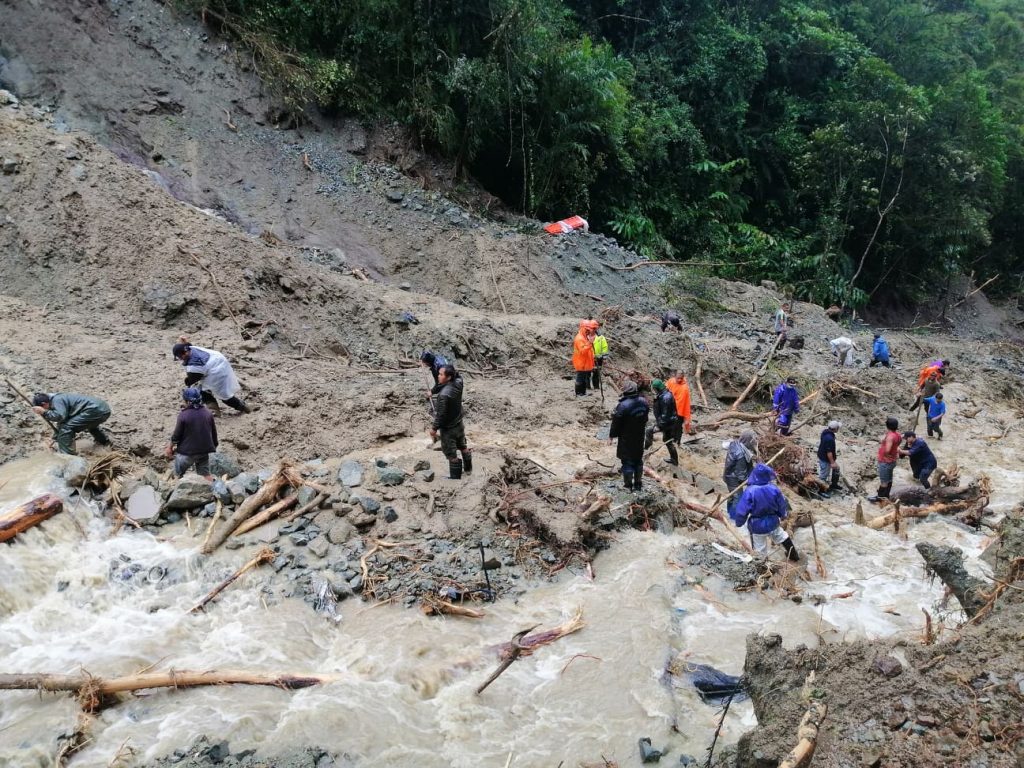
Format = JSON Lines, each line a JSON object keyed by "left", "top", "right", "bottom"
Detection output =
{"left": 191, "top": 0, "right": 1024, "bottom": 309}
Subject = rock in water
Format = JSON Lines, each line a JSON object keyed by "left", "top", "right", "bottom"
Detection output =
{"left": 126, "top": 485, "right": 161, "bottom": 525}
{"left": 679, "top": 662, "right": 747, "bottom": 705}
{"left": 338, "top": 460, "right": 363, "bottom": 487}
{"left": 62, "top": 457, "right": 90, "bottom": 487}
{"left": 165, "top": 476, "right": 215, "bottom": 510}
{"left": 311, "top": 577, "right": 341, "bottom": 622}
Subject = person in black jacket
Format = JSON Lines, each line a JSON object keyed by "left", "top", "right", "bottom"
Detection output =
{"left": 609, "top": 380, "right": 649, "bottom": 491}
{"left": 165, "top": 387, "right": 218, "bottom": 479}
{"left": 429, "top": 365, "right": 472, "bottom": 479}
{"left": 651, "top": 379, "right": 682, "bottom": 465}
{"left": 816, "top": 420, "right": 842, "bottom": 497}
{"left": 899, "top": 431, "right": 938, "bottom": 489}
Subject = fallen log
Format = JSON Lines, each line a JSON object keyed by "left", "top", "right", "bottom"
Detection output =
{"left": 421, "top": 599, "right": 486, "bottom": 619}
{"left": 476, "top": 626, "right": 536, "bottom": 695}
{"left": 0, "top": 494, "right": 63, "bottom": 542}
{"left": 866, "top": 499, "right": 979, "bottom": 529}
{"left": 201, "top": 461, "right": 302, "bottom": 554}
{"left": 231, "top": 493, "right": 298, "bottom": 536}
{"left": 190, "top": 548, "right": 275, "bottom": 613}
{"left": 916, "top": 543, "right": 988, "bottom": 618}
{"left": 889, "top": 479, "right": 982, "bottom": 508}
{"left": 0, "top": 669, "right": 336, "bottom": 713}
{"left": 778, "top": 672, "right": 828, "bottom": 768}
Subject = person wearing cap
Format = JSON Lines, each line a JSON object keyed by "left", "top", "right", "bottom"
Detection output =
{"left": 665, "top": 370, "right": 693, "bottom": 434}
{"left": 870, "top": 416, "right": 902, "bottom": 501}
{"left": 661, "top": 310, "right": 682, "bottom": 333}
{"left": 609, "top": 380, "right": 649, "bottom": 491}
{"left": 817, "top": 420, "right": 843, "bottom": 496}
{"left": 772, "top": 376, "right": 800, "bottom": 435}
{"left": 591, "top": 325, "right": 609, "bottom": 391}
{"left": 900, "top": 431, "right": 938, "bottom": 489}
{"left": 571, "top": 320, "right": 597, "bottom": 397}
{"left": 32, "top": 392, "right": 111, "bottom": 455}
{"left": 165, "top": 387, "right": 218, "bottom": 479}
{"left": 870, "top": 334, "right": 891, "bottom": 368}
{"left": 651, "top": 379, "right": 682, "bottom": 465}
{"left": 723, "top": 430, "right": 758, "bottom": 519}
{"left": 171, "top": 339, "right": 249, "bottom": 414}
{"left": 419, "top": 350, "right": 449, "bottom": 386}
{"left": 923, "top": 391, "right": 946, "bottom": 439}
{"left": 829, "top": 336, "right": 857, "bottom": 367}
{"left": 732, "top": 463, "right": 801, "bottom": 561}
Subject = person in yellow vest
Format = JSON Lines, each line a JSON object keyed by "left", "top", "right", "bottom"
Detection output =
{"left": 592, "top": 325, "right": 609, "bottom": 391}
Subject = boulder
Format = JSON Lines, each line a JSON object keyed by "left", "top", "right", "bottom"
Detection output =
{"left": 327, "top": 521, "right": 355, "bottom": 544}
{"left": 208, "top": 452, "right": 242, "bottom": 478}
{"left": 297, "top": 485, "right": 319, "bottom": 507}
{"left": 165, "top": 476, "right": 215, "bottom": 510}
{"left": 376, "top": 466, "right": 406, "bottom": 486}
{"left": 353, "top": 495, "right": 380, "bottom": 513}
{"left": 126, "top": 485, "right": 161, "bottom": 526}
{"left": 62, "top": 457, "right": 90, "bottom": 488}
{"left": 417, "top": 470, "right": 435, "bottom": 483}
{"left": 337, "top": 460, "right": 364, "bottom": 487}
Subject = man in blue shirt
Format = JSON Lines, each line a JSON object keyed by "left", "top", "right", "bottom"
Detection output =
{"left": 870, "top": 334, "right": 891, "bottom": 368}
{"left": 923, "top": 392, "right": 946, "bottom": 439}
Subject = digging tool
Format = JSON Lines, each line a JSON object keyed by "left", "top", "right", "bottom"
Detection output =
{"left": 423, "top": 368, "right": 439, "bottom": 446}
{"left": 4, "top": 377, "right": 57, "bottom": 434}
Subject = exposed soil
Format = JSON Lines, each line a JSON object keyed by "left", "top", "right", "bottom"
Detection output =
{"left": 2, "top": 1, "right": 1024, "bottom": 766}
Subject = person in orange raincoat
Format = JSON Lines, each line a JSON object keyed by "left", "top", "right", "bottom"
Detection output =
{"left": 572, "top": 321, "right": 597, "bottom": 397}
{"left": 911, "top": 360, "right": 947, "bottom": 410}
{"left": 665, "top": 370, "right": 693, "bottom": 434}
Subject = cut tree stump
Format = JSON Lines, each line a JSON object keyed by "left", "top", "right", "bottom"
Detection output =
{"left": 0, "top": 494, "right": 63, "bottom": 542}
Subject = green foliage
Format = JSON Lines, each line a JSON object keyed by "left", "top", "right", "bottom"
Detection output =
{"left": 182, "top": 0, "right": 1024, "bottom": 308}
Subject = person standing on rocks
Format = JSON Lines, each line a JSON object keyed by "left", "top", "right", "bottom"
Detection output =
{"left": 32, "top": 392, "right": 111, "bottom": 455}
{"left": 772, "top": 376, "right": 800, "bottom": 436}
{"left": 661, "top": 310, "right": 682, "bottom": 333}
{"left": 591, "top": 324, "right": 609, "bottom": 391}
{"left": 870, "top": 333, "right": 891, "bottom": 368}
{"left": 572, "top": 320, "right": 597, "bottom": 397}
{"left": 773, "top": 302, "right": 792, "bottom": 349}
{"left": 171, "top": 338, "right": 250, "bottom": 414}
{"left": 900, "top": 431, "right": 938, "bottom": 489}
{"left": 731, "top": 463, "right": 800, "bottom": 562}
{"left": 609, "top": 380, "right": 649, "bottom": 492}
{"left": 870, "top": 417, "right": 902, "bottom": 501}
{"left": 651, "top": 379, "right": 682, "bottom": 465}
{"left": 165, "top": 387, "right": 217, "bottom": 480}
{"left": 923, "top": 392, "right": 946, "bottom": 439}
{"left": 665, "top": 370, "right": 693, "bottom": 435}
{"left": 429, "top": 364, "right": 472, "bottom": 479}
{"left": 816, "top": 420, "right": 842, "bottom": 496}
{"left": 723, "top": 430, "right": 758, "bottom": 519}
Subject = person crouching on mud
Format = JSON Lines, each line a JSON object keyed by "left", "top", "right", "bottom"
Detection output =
{"left": 731, "top": 463, "right": 801, "bottom": 562}
{"left": 429, "top": 365, "right": 472, "bottom": 479}
{"left": 32, "top": 392, "right": 112, "bottom": 455}
{"left": 171, "top": 339, "right": 250, "bottom": 414}
{"left": 609, "top": 380, "right": 649, "bottom": 492}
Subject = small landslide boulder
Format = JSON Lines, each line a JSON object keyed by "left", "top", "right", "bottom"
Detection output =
{"left": 338, "top": 460, "right": 363, "bottom": 488}
{"left": 165, "top": 476, "right": 215, "bottom": 510}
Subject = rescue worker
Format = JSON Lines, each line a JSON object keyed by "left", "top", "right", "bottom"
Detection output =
{"left": 732, "top": 463, "right": 801, "bottom": 562}
{"left": 774, "top": 302, "right": 791, "bottom": 349}
{"left": 592, "top": 326, "right": 609, "bottom": 391}
{"left": 917, "top": 360, "right": 948, "bottom": 390}
{"left": 32, "top": 392, "right": 111, "bottom": 455}
{"left": 910, "top": 369, "right": 942, "bottom": 411}
{"left": 609, "top": 380, "right": 649, "bottom": 492}
{"left": 900, "top": 431, "right": 938, "bottom": 489}
{"left": 661, "top": 310, "right": 682, "bottom": 332}
{"left": 829, "top": 336, "right": 857, "bottom": 367}
{"left": 572, "top": 320, "right": 597, "bottom": 397}
{"left": 651, "top": 379, "right": 682, "bottom": 465}
{"left": 165, "top": 387, "right": 218, "bottom": 479}
{"left": 923, "top": 391, "right": 946, "bottom": 439}
{"left": 723, "top": 430, "right": 758, "bottom": 519}
{"left": 420, "top": 351, "right": 449, "bottom": 386}
{"left": 870, "top": 334, "right": 891, "bottom": 368}
{"left": 665, "top": 370, "right": 693, "bottom": 434}
{"left": 430, "top": 365, "right": 472, "bottom": 479}
{"left": 870, "top": 416, "right": 902, "bottom": 501}
{"left": 816, "top": 420, "right": 842, "bottom": 496}
{"left": 772, "top": 376, "right": 800, "bottom": 436}
{"left": 171, "top": 340, "right": 249, "bottom": 413}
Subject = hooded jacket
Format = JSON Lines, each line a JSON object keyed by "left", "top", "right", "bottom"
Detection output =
{"left": 609, "top": 391, "right": 649, "bottom": 461}
{"left": 872, "top": 337, "right": 890, "bottom": 362}
{"left": 432, "top": 375, "right": 464, "bottom": 430}
{"left": 653, "top": 389, "right": 680, "bottom": 430}
{"left": 666, "top": 377, "right": 692, "bottom": 421}
{"left": 42, "top": 393, "right": 111, "bottom": 426}
{"left": 723, "top": 433, "right": 757, "bottom": 491}
{"left": 772, "top": 382, "right": 800, "bottom": 416}
{"left": 918, "top": 364, "right": 944, "bottom": 390}
{"left": 733, "top": 463, "right": 789, "bottom": 533}
{"left": 572, "top": 323, "right": 596, "bottom": 372}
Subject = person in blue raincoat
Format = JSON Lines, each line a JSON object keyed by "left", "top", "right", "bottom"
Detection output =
{"left": 772, "top": 377, "right": 800, "bottom": 436}
{"left": 870, "top": 334, "right": 891, "bottom": 368}
{"left": 732, "top": 463, "right": 801, "bottom": 561}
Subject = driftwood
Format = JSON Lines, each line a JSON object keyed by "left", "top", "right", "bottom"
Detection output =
{"left": 688, "top": 337, "right": 709, "bottom": 408}
{"left": 0, "top": 494, "right": 63, "bottom": 542}
{"left": 190, "top": 548, "right": 275, "bottom": 613}
{"left": 421, "top": 598, "right": 486, "bottom": 619}
{"left": 494, "top": 607, "right": 586, "bottom": 656}
{"left": 476, "top": 626, "right": 536, "bottom": 695}
{"left": 866, "top": 499, "right": 980, "bottom": 530}
{"left": 282, "top": 491, "right": 331, "bottom": 523}
{"left": 232, "top": 493, "right": 299, "bottom": 536}
{"left": 0, "top": 669, "right": 335, "bottom": 713}
{"left": 778, "top": 672, "right": 828, "bottom": 768}
{"left": 916, "top": 543, "right": 988, "bottom": 618}
{"left": 201, "top": 461, "right": 302, "bottom": 553}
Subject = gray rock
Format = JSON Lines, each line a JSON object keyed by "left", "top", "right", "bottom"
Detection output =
{"left": 69, "top": 163, "right": 88, "bottom": 181}
{"left": 873, "top": 655, "right": 903, "bottom": 678}
{"left": 348, "top": 574, "right": 364, "bottom": 591}
{"left": 0, "top": 90, "right": 18, "bottom": 106}
{"left": 224, "top": 537, "right": 243, "bottom": 550}
{"left": 225, "top": 480, "right": 247, "bottom": 504}
{"left": 376, "top": 466, "right": 406, "bottom": 486}
{"left": 165, "top": 476, "right": 215, "bottom": 510}
{"left": 417, "top": 470, "right": 435, "bottom": 483}
{"left": 139, "top": 284, "right": 192, "bottom": 326}
{"left": 297, "top": 485, "right": 319, "bottom": 507}
{"left": 413, "top": 459, "right": 431, "bottom": 471}
{"left": 386, "top": 189, "right": 404, "bottom": 203}
{"left": 208, "top": 452, "right": 242, "bottom": 478}
{"left": 354, "top": 495, "right": 380, "bottom": 513}
{"left": 638, "top": 737, "right": 662, "bottom": 763}
{"left": 382, "top": 507, "right": 399, "bottom": 523}
{"left": 142, "top": 468, "right": 163, "bottom": 490}
{"left": 311, "top": 510, "right": 335, "bottom": 531}
{"left": 2, "top": 157, "right": 21, "bottom": 174}
{"left": 62, "top": 457, "right": 90, "bottom": 487}
{"left": 333, "top": 503, "right": 353, "bottom": 517}
{"left": 307, "top": 536, "right": 330, "bottom": 558}
{"left": 351, "top": 512, "right": 376, "bottom": 529}
{"left": 338, "top": 460, "right": 364, "bottom": 487}
{"left": 126, "top": 485, "right": 161, "bottom": 525}
{"left": 235, "top": 472, "right": 260, "bottom": 494}
{"left": 211, "top": 478, "right": 231, "bottom": 503}
{"left": 331, "top": 520, "right": 360, "bottom": 544}
{"left": 199, "top": 502, "right": 217, "bottom": 518}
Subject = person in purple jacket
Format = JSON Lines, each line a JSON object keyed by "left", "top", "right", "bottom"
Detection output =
{"left": 732, "top": 463, "right": 801, "bottom": 561}
{"left": 165, "top": 387, "right": 218, "bottom": 479}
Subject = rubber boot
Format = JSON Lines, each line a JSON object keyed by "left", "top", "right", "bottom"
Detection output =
{"left": 633, "top": 474, "right": 643, "bottom": 493}
{"left": 448, "top": 459, "right": 463, "bottom": 480}
{"left": 782, "top": 537, "right": 801, "bottom": 562}
{"left": 666, "top": 440, "right": 679, "bottom": 466}
{"left": 829, "top": 468, "right": 842, "bottom": 493}
{"left": 90, "top": 428, "right": 112, "bottom": 447}
{"left": 223, "top": 396, "right": 251, "bottom": 414}
{"left": 622, "top": 472, "right": 633, "bottom": 491}
{"left": 461, "top": 451, "right": 473, "bottom": 473}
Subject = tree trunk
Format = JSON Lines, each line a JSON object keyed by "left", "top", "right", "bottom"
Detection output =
{"left": 201, "top": 461, "right": 302, "bottom": 554}
{"left": 916, "top": 543, "right": 988, "bottom": 618}
{"left": 0, "top": 494, "right": 63, "bottom": 542}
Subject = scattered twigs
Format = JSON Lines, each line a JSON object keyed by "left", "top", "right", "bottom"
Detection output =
{"left": 495, "top": 608, "right": 586, "bottom": 656}
{"left": 281, "top": 491, "right": 330, "bottom": 523}
{"left": 704, "top": 690, "right": 736, "bottom": 768}
{"left": 421, "top": 597, "right": 485, "bottom": 619}
{"left": 0, "top": 669, "right": 335, "bottom": 713}
{"left": 476, "top": 626, "right": 536, "bottom": 695}
{"left": 177, "top": 245, "right": 246, "bottom": 339}
{"left": 809, "top": 511, "right": 828, "bottom": 579}
{"left": 0, "top": 494, "right": 63, "bottom": 542}
{"left": 689, "top": 337, "right": 709, "bottom": 408}
{"left": 731, "top": 334, "right": 783, "bottom": 411}
{"left": 922, "top": 608, "right": 934, "bottom": 645}
{"left": 4, "top": 377, "right": 57, "bottom": 433}
{"left": 201, "top": 499, "right": 224, "bottom": 551}
{"left": 778, "top": 672, "right": 827, "bottom": 768}
{"left": 301, "top": 152, "right": 313, "bottom": 171}
{"left": 190, "top": 548, "right": 275, "bottom": 613}
{"left": 222, "top": 108, "right": 237, "bottom": 132}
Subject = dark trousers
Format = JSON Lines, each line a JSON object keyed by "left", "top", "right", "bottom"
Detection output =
{"left": 574, "top": 371, "right": 592, "bottom": 396}
{"left": 56, "top": 411, "right": 111, "bottom": 454}
{"left": 926, "top": 417, "right": 943, "bottom": 438}
{"left": 917, "top": 464, "right": 936, "bottom": 489}
{"left": 591, "top": 358, "right": 604, "bottom": 389}
{"left": 440, "top": 421, "right": 468, "bottom": 461}
{"left": 661, "top": 421, "right": 682, "bottom": 463}
{"left": 869, "top": 357, "right": 891, "bottom": 368}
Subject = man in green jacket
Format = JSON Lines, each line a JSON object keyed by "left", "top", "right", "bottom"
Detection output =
{"left": 592, "top": 327, "right": 609, "bottom": 391}
{"left": 32, "top": 392, "right": 112, "bottom": 455}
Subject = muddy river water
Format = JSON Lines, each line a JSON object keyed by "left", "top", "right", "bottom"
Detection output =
{"left": 0, "top": 450, "right": 1002, "bottom": 767}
